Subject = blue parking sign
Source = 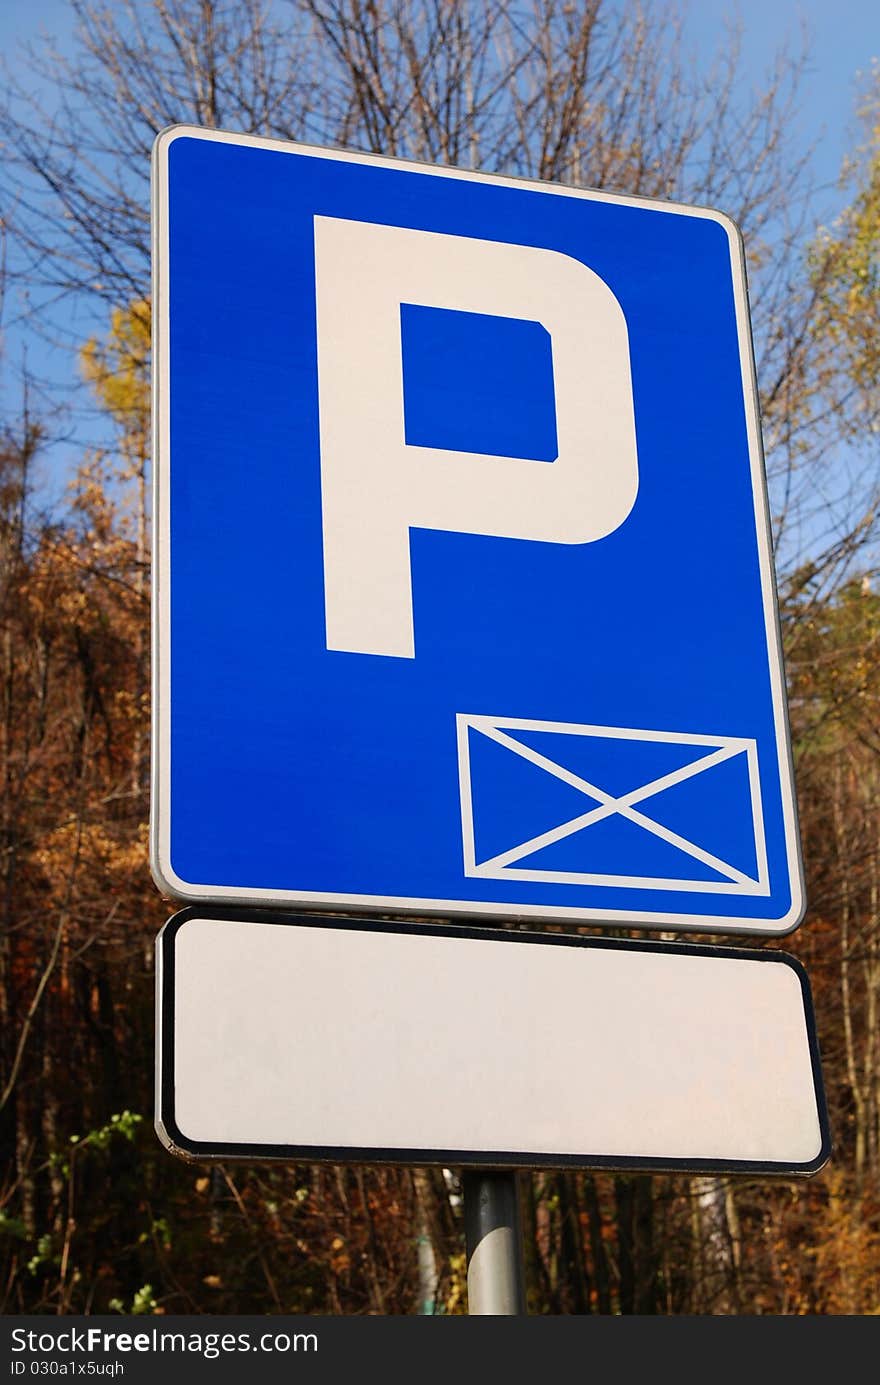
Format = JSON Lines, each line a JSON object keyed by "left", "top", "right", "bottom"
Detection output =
{"left": 151, "top": 126, "right": 804, "bottom": 934}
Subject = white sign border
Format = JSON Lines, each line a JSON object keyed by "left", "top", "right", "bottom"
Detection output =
{"left": 150, "top": 124, "right": 805, "bottom": 936}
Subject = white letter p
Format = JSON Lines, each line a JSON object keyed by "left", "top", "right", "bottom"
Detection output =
{"left": 314, "top": 216, "right": 638, "bottom": 658}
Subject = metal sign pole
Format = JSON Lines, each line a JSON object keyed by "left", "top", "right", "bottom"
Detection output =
{"left": 463, "top": 1170, "right": 526, "bottom": 1314}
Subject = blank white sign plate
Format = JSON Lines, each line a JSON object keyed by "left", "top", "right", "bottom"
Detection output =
{"left": 156, "top": 911, "right": 829, "bottom": 1174}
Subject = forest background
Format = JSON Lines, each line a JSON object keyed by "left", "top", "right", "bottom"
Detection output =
{"left": 0, "top": 0, "right": 879, "bottom": 1315}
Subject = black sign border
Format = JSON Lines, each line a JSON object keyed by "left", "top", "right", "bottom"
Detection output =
{"left": 156, "top": 907, "right": 830, "bottom": 1176}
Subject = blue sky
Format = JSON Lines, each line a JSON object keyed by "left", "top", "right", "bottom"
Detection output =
{"left": 2, "top": 0, "right": 874, "bottom": 194}
{"left": 0, "top": 0, "right": 877, "bottom": 500}
{"left": 686, "top": 0, "right": 876, "bottom": 202}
